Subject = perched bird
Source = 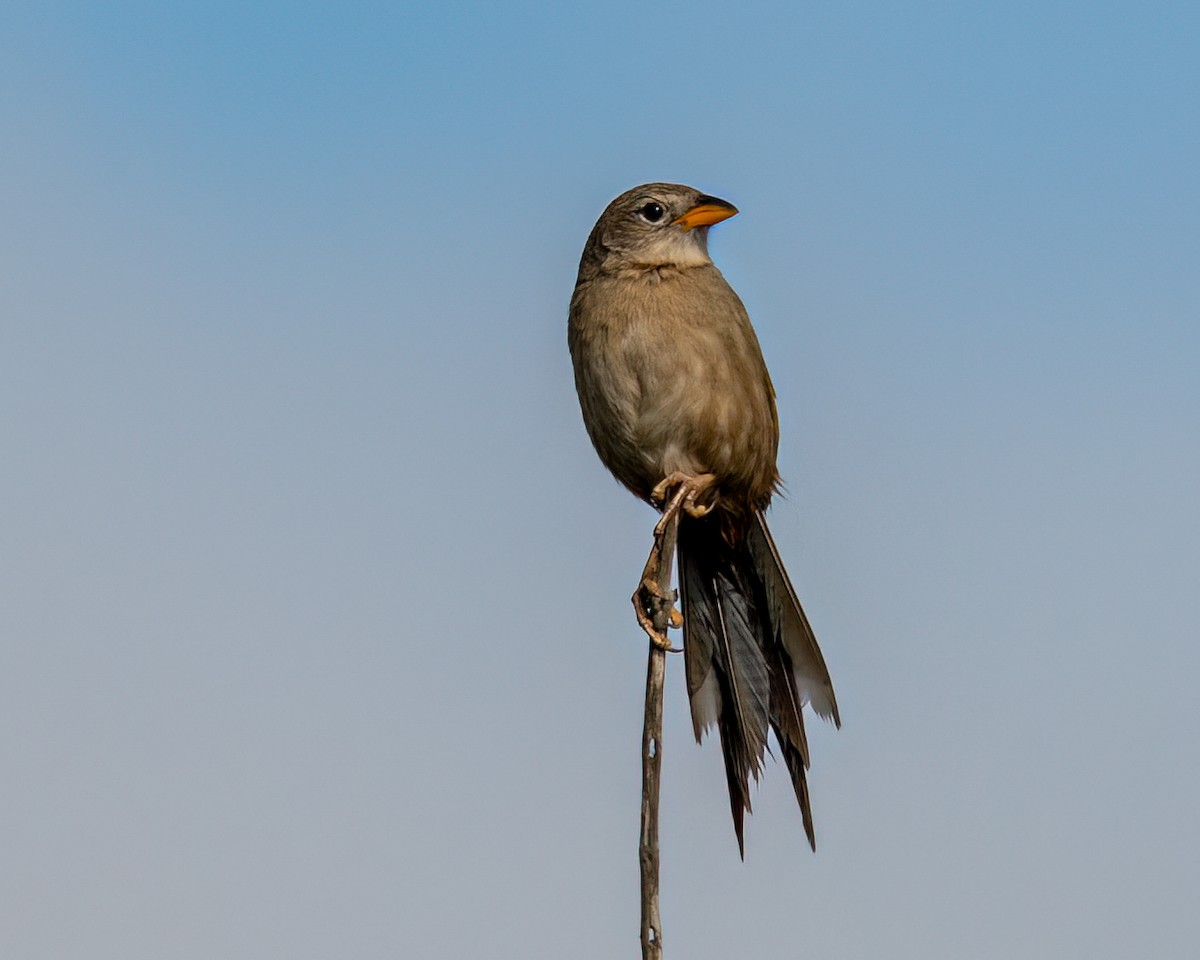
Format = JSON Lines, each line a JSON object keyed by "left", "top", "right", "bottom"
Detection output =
{"left": 568, "top": 183, "right": 840, "bottom": 854}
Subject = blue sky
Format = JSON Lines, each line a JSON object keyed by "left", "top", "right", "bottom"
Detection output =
{"left": 2, "top": 2, "right": 1198, "bottom": 957}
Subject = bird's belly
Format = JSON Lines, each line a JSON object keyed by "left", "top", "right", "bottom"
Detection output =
{"left": 639, "top": 383, "right": 765, "bottom": 478}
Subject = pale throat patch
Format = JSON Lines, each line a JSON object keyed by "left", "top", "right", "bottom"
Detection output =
{"left": 647, "top": 228, "right": 713, "bottom": 268}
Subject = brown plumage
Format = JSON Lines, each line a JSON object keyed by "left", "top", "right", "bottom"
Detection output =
{"left": 568, "top": 183, "right": 839, "bottom": 855}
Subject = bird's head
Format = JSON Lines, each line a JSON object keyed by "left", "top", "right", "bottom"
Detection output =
{"left": 580, "top": 182, "right": 739, "bottom": 275}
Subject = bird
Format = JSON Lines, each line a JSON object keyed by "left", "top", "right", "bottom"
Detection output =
{"left": 568, "top": 182, "right": 840, "bottom": 855}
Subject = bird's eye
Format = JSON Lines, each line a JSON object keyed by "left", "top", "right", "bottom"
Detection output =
{"left": 638, "top": 202, "right": 666, "bottom": 223}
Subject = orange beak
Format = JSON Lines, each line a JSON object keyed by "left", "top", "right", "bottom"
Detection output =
{"left": 673, "top": 195, "right": 739, "bottom": 231}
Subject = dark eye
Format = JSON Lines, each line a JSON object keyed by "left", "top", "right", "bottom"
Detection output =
{"left": 638, "top": 202, "right": 665, "bottom": 223}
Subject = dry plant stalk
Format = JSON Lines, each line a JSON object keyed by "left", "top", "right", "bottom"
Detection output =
{"left": 637, "top": 512, "right": 678, "bottom": 960}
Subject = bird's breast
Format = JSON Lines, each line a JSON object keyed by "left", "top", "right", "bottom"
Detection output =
{"left": 569, "top": 266, "right": 780, "bottom": 509}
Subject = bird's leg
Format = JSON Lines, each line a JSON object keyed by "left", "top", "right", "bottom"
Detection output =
{"left": 632, "top": 499, "right": 684, "bottom": 652}
{"left": 631, "top": 472, "right": 717, "bottom": 650}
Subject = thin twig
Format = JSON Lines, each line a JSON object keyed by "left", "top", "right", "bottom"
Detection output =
{"left": 639, "top": 513, "right": 678, "bottom": 960}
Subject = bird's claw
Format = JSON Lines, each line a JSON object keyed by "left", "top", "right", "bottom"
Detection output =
{"left": 631, "top": 472, "right": 714, "bottom": 654}
{"left": 650, "top": 472, "right": 686, "bottom": 505}
{"left": 633, "top": 579, "right": 682, "bottom": 652}
{"left": 651, "top": 471, "right": 718, "bottom": 522}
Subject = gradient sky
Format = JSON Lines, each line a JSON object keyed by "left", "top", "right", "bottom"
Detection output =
{"left": 3, "top": 2, "right": 1198, "bottom": 958}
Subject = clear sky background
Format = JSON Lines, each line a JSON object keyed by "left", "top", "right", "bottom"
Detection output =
{"left": 3, "top": 2, "right": 1198, "bottom": 957}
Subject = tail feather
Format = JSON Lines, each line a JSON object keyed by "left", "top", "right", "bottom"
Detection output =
{"left": 678, "top": 511, "right": 838, "bottom": 854}
{"left": 749, "top": 514, "right": 841, "bottom": 727}
{"left": 774, "top": 719, "right": 816, "bottom": 850}
{"left": 679, "top": 518, "right": 771, "bottom": 856}
{"left": 771, "top": 655, "right": 817, "bottom": 850}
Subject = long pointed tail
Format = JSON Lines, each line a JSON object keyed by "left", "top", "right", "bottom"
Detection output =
{"left": 678, "top": 513, "right": 839, "bottom": 854}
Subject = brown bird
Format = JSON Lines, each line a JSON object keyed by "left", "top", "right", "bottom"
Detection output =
{"left": 568, "top": 182, "right": 840, "bottom": 854}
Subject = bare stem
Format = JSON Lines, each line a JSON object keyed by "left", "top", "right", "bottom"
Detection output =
{"left": 639, "top": 513, "right": 678, "bottom": 960}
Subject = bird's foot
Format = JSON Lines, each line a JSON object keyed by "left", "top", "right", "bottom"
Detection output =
{"left": 651, "top": 471, "right": 719, "bottom": 524}
{"left": 633, "top": 577, "right": 679, "bottom": 652}
{"left": 632, "top": 505, "right": 684, "bottom": 653}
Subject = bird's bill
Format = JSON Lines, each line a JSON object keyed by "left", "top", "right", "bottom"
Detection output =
{"left": 673, "top": 197, "right": 739, "bottom": 231}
